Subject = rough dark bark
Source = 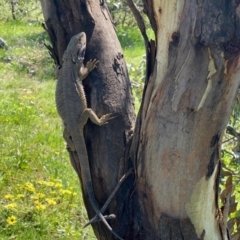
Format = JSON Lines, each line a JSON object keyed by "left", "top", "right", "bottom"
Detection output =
{"left": 40, "top": 0, "right": 135, "bottom": 239}
{"left": 40, "top": 0, "right": 240, "bottom": 239}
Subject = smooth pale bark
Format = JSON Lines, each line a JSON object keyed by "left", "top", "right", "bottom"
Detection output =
{"left": 129, "top": 0, "right": 240, "bottom": 239}
{"left": 40, "top": 1, "right": 135, "bottom": 239}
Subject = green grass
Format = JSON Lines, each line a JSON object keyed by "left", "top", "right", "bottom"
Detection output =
{"left": 117, "top": 25, "right": 154, "bottom": 65}
{"left": 0, "top": 20, "right": 53, "bottom": 81}
{"left": 117, "top": 26, "right": 145, "bottom": 110}
{"left": 116, "top": 25, "right": 155, "bottom": 111}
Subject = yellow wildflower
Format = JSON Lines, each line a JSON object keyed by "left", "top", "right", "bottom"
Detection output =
{"left": 38, "top": 180, "right": 55, "bottom": 186}
{"left": 5, "top": 203, "right": 17, "bottom": 209}
{"left": 45, "top": 181, "right": 55, "bottom": 187}
{"left": 37, "top": 180, "right": 47, "bottom": 185}
{"left": 16, "top": 194, "right": 25, "bottom": 199}
{"left": 29, "top": 95, "right": 34, "bottom": 99}
{"left": 4, "top": 194, "right": 14, "bottom": 200}
{"left": 24, "top": 182, "right": 35, "bottom": 192}
{"left": 54, "top": 183, "right": 63, "bottom": 188}
{"left": 7, "top": 216, "right": 17, "bottom": 225}
{"left": 35, "top": 204, "right": 46, "bottom": 211}
{"left": 53, "top": 179, "right": 62, "bottom": 183}
{"left": 31, "top": 193, "right": 45, "bottom": 200}
{"left": 46, "top": 198, "right": 56, "bottom": 206}
{"left": 69, "top": 204, "right": 76, "bottom": 207}
{"left": 60, "top": 189, "right": 72, "bottom": 195}
{"left": 34, "top": 200, "right": 41, "bottom": 205}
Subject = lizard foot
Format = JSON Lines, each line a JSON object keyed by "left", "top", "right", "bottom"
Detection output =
{"left": 79, "top": 59, "right": 99, "bottom": 81}
{"left": 98, "top": 113, "right": 116, "bottom": 125}
{"left": 86, "top": 59, "right": 99, "bottom": 71}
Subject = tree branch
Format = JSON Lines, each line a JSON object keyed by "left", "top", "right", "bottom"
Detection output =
{"left": 125, "top": 0, "right": 148, "bottom": 45}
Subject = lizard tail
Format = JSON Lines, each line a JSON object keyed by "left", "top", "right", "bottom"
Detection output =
{"left": 71, "top": 132, "right": 124, "bottom": 240}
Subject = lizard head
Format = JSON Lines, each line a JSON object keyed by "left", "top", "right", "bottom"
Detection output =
{"left": 64, "top": 32, "right": 86, "bottom": 66}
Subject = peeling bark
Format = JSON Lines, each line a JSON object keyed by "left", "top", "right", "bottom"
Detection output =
{"left": 129, "top": 0, "right": 240, "bottom": 239}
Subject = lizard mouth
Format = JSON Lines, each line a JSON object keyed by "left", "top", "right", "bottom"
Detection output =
{"left": 77, "top": 46, "right": 86, "bottom": 61}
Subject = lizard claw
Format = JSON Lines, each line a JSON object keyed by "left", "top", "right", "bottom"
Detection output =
{"left": 99, "top": 113, "right": 116, "bottom": 125}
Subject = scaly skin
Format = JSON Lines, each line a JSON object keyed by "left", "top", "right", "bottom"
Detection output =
{"left": 56, "top": 32, "right": 123, "bottom": 240}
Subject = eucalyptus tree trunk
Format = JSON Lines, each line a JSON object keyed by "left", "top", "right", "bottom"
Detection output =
{"left": 40, "top": 1, "right": 135, "bottom": 239}
{"left": 41, "top": 0, "right": 240, "bottom": 239}
{"left": 129, "top": 1, "right": 240, "bottom": 239}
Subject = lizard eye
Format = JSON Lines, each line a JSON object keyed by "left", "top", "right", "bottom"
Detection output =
{"left": 72, "top": 55, "right": 77, "bottom": 63}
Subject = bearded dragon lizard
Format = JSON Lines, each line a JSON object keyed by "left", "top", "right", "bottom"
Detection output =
{"left": 56, "top": 32, "right": 123, "bottom": 240}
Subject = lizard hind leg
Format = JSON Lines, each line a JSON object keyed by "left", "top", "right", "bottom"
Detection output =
{"left": 78, "top": 108, "right": 115, "bottom": 127}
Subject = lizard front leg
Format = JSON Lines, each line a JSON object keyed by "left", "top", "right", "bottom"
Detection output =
{"left": 79, "top": 59, "right": 99, "bottom": 81}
